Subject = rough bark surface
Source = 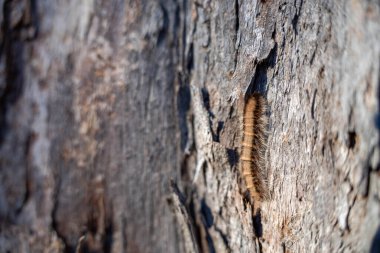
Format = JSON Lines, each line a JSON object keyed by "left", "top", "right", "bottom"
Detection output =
{"left": 0, "top": 0, "right": 379, "bottom": 253}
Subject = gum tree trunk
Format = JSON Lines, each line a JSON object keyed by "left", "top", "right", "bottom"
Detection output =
{"left": 0, "top": 0, "right": 379, "bottom": 253}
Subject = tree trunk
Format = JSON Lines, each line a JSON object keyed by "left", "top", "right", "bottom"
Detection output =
{"left": 0, "top": 0, "right": 379, "bottom": 253}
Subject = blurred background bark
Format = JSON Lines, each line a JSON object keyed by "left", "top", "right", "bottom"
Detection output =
{"left": 0, "top": 0, "right": 379, "bottom": 252}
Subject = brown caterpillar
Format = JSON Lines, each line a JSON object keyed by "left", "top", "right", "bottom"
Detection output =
{"left": 240, "top": 93, "right": 269, "bottom": 203}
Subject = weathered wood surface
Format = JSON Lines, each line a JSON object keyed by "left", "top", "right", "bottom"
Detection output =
{"left": 0, "top": 0, "right": 379, "bottom": 253}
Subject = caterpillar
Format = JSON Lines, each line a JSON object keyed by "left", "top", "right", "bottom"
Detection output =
{"left": 240, "top": 93, "right": 269, "bottom": 203}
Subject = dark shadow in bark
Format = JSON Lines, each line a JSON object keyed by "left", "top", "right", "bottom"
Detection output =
{"left": 201, "top": 199, "right": 214, "bottom": 228}
{"left": 177, "top": 85, "right": 191, "bottom": 150}
{"left": 200, "top": 199, "right": 216, "bottom": 253}
{"left": 248, "top": 43, "right": 277, "bottom": 97}
{"left": 253, "top": 208, "right": 263, "bottom": 238}
{"left": 226, "top": 148, "right": 239, "bottom": 167}
{"left": 370, "top": 226, "right": 380, "bottom": 253}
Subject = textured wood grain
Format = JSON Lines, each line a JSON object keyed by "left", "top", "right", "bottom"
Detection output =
{"left": 0, "top": 1, "right": 182, "bottom": 252}
{"left": 0, "top": 0, "right": 379, "bottom": 253}
{"left": 185, "top": 0, "right": 380, "bottom": 252}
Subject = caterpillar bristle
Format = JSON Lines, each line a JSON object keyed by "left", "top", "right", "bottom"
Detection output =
{"left": 240, "top": 93, "right": 269, "bottom": 203}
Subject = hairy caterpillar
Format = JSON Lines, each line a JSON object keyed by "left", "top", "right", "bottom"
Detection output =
{"left": 240, "top": 93, "right": 269, "bottom": 202}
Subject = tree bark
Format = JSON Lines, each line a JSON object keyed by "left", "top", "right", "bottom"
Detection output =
{"left": 0, "top": 0, "right": 379, "bottom": 253}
